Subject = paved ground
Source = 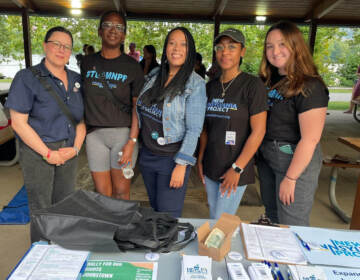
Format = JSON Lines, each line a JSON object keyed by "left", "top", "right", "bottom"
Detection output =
{"left": 0, "top": 111, "right": 359, "bottom": 278}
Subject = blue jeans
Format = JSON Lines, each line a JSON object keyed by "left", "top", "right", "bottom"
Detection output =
{"left": 257, "top": 140, "right": 322, "bottom": 226}
{"left": 139, "top": 147, "right": 191, "bottom": 218}
{"left": 204, "top": 176, "right": 247, "bottom": 219}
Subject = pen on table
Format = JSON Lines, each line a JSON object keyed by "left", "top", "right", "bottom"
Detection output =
{"left": 263, "top": 261, "right": 276, "bottom": 280}
{"left": 287, "top": 268, "right": 293, "bottom": 280}
{"left": 274, "top": 263, "right": 285, "bottom": 280}
{"left": 294, "top": 232, "right": 311, "bottom": 251}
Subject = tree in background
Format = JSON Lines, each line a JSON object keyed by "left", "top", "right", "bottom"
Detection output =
{"left": 0, "top": 14, "right": 359, "bottom": 86}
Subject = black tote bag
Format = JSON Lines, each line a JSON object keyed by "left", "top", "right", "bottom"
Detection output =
{"left": 31, "top": 190, "right": 195, "bottom": 252}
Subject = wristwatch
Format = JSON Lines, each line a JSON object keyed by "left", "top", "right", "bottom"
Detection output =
{"left": 232, "top": 163, "right": 244, "bottom": 174}
{"left": 129, "top": 137, "right": 137, "bottom": 143}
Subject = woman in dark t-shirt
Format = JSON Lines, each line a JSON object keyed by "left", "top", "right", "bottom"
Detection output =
{"left": 81, "top": 11, "right": 144, "bottom": 200}
{"left": 257, "top": 21, "right": 329, "bottom": 226}
{"left": 197, "top": 28, "right": 268, "bottom": 219}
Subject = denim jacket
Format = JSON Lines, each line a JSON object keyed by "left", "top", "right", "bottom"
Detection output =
{"left": 137, "top": 67, "right": 207, "bottom": 166}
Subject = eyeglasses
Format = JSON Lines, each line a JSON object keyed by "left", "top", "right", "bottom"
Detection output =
{"left": 214, "top": 44, "right": 239, "bottom": 52}
{"left": 47, "top": 40, "right": 72, "bottom": 52}
{"left": 101, "top": 22, "right": 125, "bottom": 32}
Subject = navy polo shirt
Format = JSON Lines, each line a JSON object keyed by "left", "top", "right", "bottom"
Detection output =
{"left": 5, "top": 59, "right": 84, "bottom": 146}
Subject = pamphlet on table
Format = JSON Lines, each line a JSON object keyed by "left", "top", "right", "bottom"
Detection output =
{"left": 291, "top": 226, "right": 360, "bottom": 268}
{"left": 8, "top": 243, "right": 89, "bottom": 280}
{"left": 81, "top": 260, "right": 158, "bottom": 280}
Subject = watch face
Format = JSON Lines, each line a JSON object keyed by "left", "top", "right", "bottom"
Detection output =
{"left": 234, "top": 167, "right": 241, "bottom": 173}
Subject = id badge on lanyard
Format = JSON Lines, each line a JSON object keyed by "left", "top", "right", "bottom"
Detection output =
{"left": 225, "top": 131, "right": 236, "bottom": 145}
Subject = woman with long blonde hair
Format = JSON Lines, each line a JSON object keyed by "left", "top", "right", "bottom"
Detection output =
{"left": 257, "top": 21, "right": 329, "bottom": 226}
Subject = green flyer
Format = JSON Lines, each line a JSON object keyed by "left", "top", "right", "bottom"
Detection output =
{"left": 81, "top": 260, "right": 158, "bottom": 280}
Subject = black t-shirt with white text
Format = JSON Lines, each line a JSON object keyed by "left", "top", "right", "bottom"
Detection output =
{"left": 265, "top": 74, "right": 329, "bottom": 144}
{"left": 81, "top": 52, "right": 144, "bottom": 129}
{"left": 203, "top": 72, "right": 268, "bottom": 184}
{"left": 138, "top": 91, "right": 181, "bottom": 156}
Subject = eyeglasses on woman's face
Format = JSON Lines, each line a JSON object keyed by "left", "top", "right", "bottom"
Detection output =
{"left": 46, "top": 40, "right": 72, "bottom": 52}
{"left": 214, "top": 43, "right": 240, "bottom": 53}
{"left": 101, "top": 22, "right": 125, "bottom": 33}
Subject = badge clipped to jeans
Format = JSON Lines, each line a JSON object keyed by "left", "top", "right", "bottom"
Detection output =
{"left": 225, "top": 131, "right": 236, "bottom": 145}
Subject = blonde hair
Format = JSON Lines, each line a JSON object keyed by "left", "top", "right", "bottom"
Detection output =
{"left": 259, "top": 21, "right": 325, "bottom": 98}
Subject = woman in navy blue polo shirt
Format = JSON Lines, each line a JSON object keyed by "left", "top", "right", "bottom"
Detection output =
{"left": 5, "top": 26, "right": 86, "bottom": 242}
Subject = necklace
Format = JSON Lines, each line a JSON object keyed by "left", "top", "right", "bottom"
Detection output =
{"left": 220, "top": 73, "right": 239, "bottom": 97}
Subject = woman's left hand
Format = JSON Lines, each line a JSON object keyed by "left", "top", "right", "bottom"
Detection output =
{"left": 220, "top": 169, "right": 240, "bottom": 197}
{"left": 119, "top": 141, "right": 135, "bottom": 166}
{"left": 279, "top": 177, "right": 296, "bottom": 205}
{"left": 58, "top": 147, "right": 77, "bottom": 162}
{"left": 170, "top": 164, "right": 187, "bottom": 188}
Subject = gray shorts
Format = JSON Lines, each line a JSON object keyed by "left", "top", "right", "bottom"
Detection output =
{"left": 86, "top": 127, "right": 138, "bottom": 172}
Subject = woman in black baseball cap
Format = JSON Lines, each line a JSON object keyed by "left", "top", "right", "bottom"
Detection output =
{"left": 197, "top": 28, "right": 268, "bottom": 219}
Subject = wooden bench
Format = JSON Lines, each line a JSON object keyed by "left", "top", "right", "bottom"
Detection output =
{"left": 352, "top": 99, "right": 360, "bottom": 123}
{"left": 323, "top": 158, "right": 360, "bottom": 223}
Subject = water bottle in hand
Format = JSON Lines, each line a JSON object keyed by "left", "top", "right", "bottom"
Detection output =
{"left": 118, "top": 152, "right": 134, "bottom": 179}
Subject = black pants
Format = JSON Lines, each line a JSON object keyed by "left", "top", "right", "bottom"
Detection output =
{"left": 19, "top": 140, "right": 78, "bottom": 242}
{"left": 138, "top": 146, "right": 191, "bottom": 218}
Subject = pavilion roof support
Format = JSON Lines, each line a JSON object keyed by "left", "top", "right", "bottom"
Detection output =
{"left": 21, "top": 8, "right": 32, "bottom": 68}
{"left": 307, "top": 0, "right": 344, "bottom": 20}
{"left": 308, "top": 19, "right": 318, "bottom": 56}
{"left": 11, "top": 0, "right": 35, "bottom": 12}
{"left": 212, "top": 0, "right": 228, "bottom": 62}
{"left": 113, "top": 0, "right": 127, "bottom": 16}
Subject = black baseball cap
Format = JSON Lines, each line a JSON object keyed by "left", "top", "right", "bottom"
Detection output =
{"left": 214, "top": 28, "right": 245, "bottom": 46}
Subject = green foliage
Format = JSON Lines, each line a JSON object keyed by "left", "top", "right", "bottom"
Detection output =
{"left": 0, "top": 14, "right": 359, "bottom": 87}
{"left": 328, "top": 101, "right": 349, "bottom": 110}
{"left": 126, "top": 21, "right": 214, "bottom": 69}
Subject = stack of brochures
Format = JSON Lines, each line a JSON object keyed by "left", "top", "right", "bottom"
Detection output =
{"left": 288, "top": 265, "right": 327, "bottom": 280}
{"left": 8, "top": 242, "right": 90, "bottom": 280}
{"left": 181, "top": 255, "right": 212, "bottom": 280}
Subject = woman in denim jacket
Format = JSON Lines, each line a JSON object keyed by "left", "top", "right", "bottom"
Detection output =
{"left": 136, "top": 27, "right": 207, "bottom": 217}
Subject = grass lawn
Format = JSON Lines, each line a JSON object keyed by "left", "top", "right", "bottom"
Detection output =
{"left": 328, "top": 101, "right": 349, "bottom": 110}
{"left": 328, "top": 88, "right": 352, "bottom": 94}
{"left": 0, "top": 79, "right": 12, "bottom": 83}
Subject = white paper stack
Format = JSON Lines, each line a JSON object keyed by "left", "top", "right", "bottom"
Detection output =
{"left": 181, "top": 255, "right": 212, "bottom": 280}
{"left": 288, "top": 265, "right": 328, "bottom": 280}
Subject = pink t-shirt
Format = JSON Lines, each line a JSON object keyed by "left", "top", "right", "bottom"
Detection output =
{"left": 128, "top": 51, "right": 140, "bottom": 62}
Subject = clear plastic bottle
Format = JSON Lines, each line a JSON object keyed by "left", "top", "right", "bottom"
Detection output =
{"left": 118, "top": 152, "right": 134, "bottom": 179}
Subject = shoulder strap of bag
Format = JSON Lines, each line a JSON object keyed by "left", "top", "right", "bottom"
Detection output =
{"left": 94, "top": 61, "right": 132, "bottom": 115}
{"left": 29, "top": 67, "right": 77, "bottom": 128}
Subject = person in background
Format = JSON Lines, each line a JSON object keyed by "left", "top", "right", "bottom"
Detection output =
{"left": 136, "top": 27, "right": 207, "bottom": 217}
{"left": 75, "top": 43, "right": 89, "bottom": 68}
{"left": 206, "top": 60, "right": 221, "bottom": 81}
{"left": 194, "top": 52, "right": 206, "bottom": 79}
{"left": 257, "top": 21, "right": 329, "bottom": 226}
{"left": 197, "top": 28, "right": 267, "bottom": 219}
{"left": 128, "top": 42, "right": 141, "bottom": 61}
{"left": 81, "top": 11, "right": 144, "bottom": 199}
{"left": 140, "top": 44, "right": 159, "bottom": 75}
{"left": 344, "top": 65, "right": 360, "bottom": 114}
{"left": 85, "top": 45, "right": 95, "bottom": 55}
{"left": 5, "top": 26, "right": 86, "bottom": 242}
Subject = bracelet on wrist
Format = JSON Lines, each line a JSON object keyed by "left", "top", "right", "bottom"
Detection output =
{"left": 43, "top": 149, "right": 51, "bottom": 161}
{"left": 285, "top": 175, "right": 297, "bottom": 182}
